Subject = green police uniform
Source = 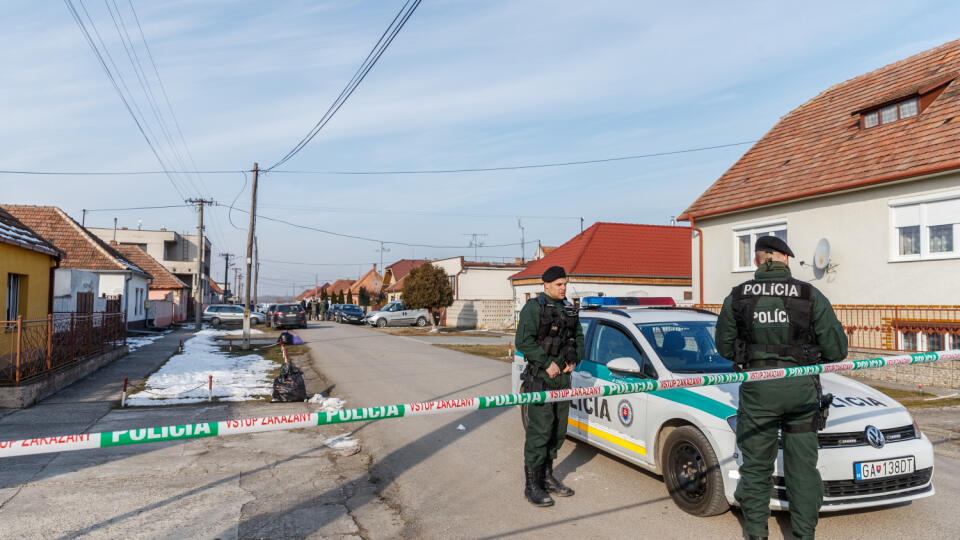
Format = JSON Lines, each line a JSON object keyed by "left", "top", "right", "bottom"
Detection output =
{"left": 716, "top": 261, "right": 847, "bottom": 540}
{"left": 516, "top": 293, "right": 585, "bottom": 469}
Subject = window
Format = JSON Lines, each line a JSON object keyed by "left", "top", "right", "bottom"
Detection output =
{"left": 636, "top": 320, "right": 731, "bottom": 374}
{"left": 900, "top": 331, "right": 918, "bottom": 351}
{"left": 589, "top": 323, "right": 655, "bottom": 378}
{"left": 732, "top": 221, "right": 788, "bottom": 271}
{"left": 6, "top": 274, "right": 26, "bottom": 320}
{"left": 890, "top": 193, "right": 960, "bottom": 261}
{"left": 863, "top": 97, "right": 920, "bottom": 128}
{"left": 927, "top": 332, "right": 945, "bottom": 352}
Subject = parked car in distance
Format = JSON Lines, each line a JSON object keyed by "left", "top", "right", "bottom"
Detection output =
{"left": 263, "top": 303, "right": 279, "bottom": 327}
{"left": 202, "top": 304, "right": 265, "bottom": 328}
{"left": 326, "top": 304, "right": 342, "bottom": 321}
{"left": 336, "top": 304, "right": 365, "bottom": 324}
{"left": 272, "top": 303, "right": 307, "bottom": 329}
{"left": 364, "top": 301, "right": 429, "bottom": 328}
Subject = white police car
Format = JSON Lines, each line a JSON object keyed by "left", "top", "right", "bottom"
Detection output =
{"left": 511, "top": 298, "right": 935, "bottom": 516}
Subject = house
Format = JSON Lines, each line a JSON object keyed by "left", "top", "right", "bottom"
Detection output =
{"left": 679, "top": 38, "right": 960, "bottom": 357}
{"left": 0, "top": 207, "right": 61, "bottom": 322}
{"left": 115, "top": 244, "right": 190, "bottom": 324}
{"left": 3, "top": 205, "right": 153, "bottom": 329}
{"left": 209, "top": 279, "right": 225, "bottom": 303}
{"left": 326, "top": 279, "right": 355, "bottom": 302}
{"left": 87, "top": 225, "right": 215, "bottom": 311}
{"left": 349, "top": 266, "right": 382, "bottom": 305}
{"left": 432, "top": 256, "right": 527, "bottom": 329}
{"left": 533, "top": 245, "right": 557, "bottom": 260}
{"left": 509, "top": 222, "right": 693, "bottom": 312}
{"left": 381, "top": 259, "right": 429, "bottom": 302}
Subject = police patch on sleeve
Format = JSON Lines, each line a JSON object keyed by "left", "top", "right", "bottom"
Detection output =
{"left": 618, "top": 399, "right": 634, "bottom": 427}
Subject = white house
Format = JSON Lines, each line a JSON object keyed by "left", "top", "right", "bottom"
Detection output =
{"left": 679, "top": 38, "right": 960, "bottom": 357}
{"left": 430, "top": 256, "right": 526, "bottom": 329}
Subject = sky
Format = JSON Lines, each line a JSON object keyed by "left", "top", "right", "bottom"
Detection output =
{"left": 2, "top": 1, "right": 959, "bottom": 296}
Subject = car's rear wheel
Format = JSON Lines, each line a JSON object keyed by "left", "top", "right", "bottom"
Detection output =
{"left": 211, "top": 317, "right": 221, "bottom": 328}
{"left": 662, "top": 426, "right": 729, "bottom": 516}
{"left": 416, "top": 316, "right": 427, "bottom": 327}
{"left": 376, "top": 318, "right": 387, "bottom": 328}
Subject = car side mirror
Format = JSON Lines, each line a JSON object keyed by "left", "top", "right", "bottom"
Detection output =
{"left": 607, "top": 356, "right": 642, "bottom": 375}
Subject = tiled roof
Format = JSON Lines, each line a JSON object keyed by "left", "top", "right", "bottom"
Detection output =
{"left": 2, "top": 205, "right": 150, "bottom": 276}
{"left": 681, "top": 38, "right": 960, "bottom": 220}
{"left": 115, "top": 244, "right": 187, "bottom": 290}
{"left": 0, "top": 207, "right": 61, "bottom": 258}
{"left": 208, "top": 278, "right": 223, "bottom": 295}
{"left": 385, "top": 259, "right": 429, "bottom": 281}
{"left": 386, "top": 274, "right": 407, "bottom": 293}
{"left": 510, "top": 222, "right": 692, "bottom": 280}
{"left": 350, "top": 268, "right": 382, "bottom": 294}
{"left": 327, "top": 279, "right": 354, "bottom": 295}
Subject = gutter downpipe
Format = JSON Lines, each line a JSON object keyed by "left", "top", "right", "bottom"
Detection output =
{"left": 689, "top": 216, "right": 704, "bottom": 306}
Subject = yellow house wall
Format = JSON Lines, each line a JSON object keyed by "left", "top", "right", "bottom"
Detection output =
{"left": 0, "top": 243, "right": 55, "bottom": 322}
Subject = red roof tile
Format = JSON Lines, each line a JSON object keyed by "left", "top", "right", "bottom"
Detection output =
{"left": 327, "top": 279, "right": 354, "bottom": 295}
{"left": 0, "top": 207, "right": 61, "bottom": 258}
{"left": 510, "top": 222, "right": 692, "bottom": 280}
{"left": 115, "top": 244, "right": 187, "bottom": 290}
{"left": 2, "top": 205, "right": 150, "bottom": 276}
{"left": 208, "top": 278, "right": 223, "bottom": 295}
{"left": 350, "top": 268, "right": 382, "bottom": 294}
{"left": 681, "top": 38, "right": 960, "bottom": 220}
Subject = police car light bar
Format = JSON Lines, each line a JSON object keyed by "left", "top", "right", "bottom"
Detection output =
{"left": 580, "top": 296, "right": 676, "bottom": 307}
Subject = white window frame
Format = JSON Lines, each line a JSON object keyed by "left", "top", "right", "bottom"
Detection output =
{"left": 889, "top": 190, "right": 960, "bottom": 262}
{"left": 6, "top": 274, "right": 22, "bottom": 320}
{"left": 731, "top": 219, "right": 788, "bottom": 272}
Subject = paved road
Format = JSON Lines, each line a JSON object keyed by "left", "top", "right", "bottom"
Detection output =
{"left": 304, "top": 321, "right": 960, "bottom": 539}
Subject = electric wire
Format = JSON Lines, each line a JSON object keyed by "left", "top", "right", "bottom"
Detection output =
{"left": 266, "top": 0, "right": 422, "bottom": 171}
{"left": 63, "top": 0, "right": 186, "bottom": 199}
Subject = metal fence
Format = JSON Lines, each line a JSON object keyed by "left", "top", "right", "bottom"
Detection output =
{"left": 695, "top": 304, "right": 960, "bottom": 353}
{"left": 0, "top": 313, "right": 126, "bottom": 386}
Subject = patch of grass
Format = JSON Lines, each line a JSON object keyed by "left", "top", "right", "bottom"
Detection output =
{"left": 433, "top": 343, "right": 513, "bottom": 362}
{"left": 867, "top": 383, "right": 960, "bottom": 409}
{"left": 374, "top": 327, "right": 506, "bottom": 337}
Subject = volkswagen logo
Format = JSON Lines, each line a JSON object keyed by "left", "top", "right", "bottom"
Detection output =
{"left": 865, "top": 425, "right": 885, "bottom": 449}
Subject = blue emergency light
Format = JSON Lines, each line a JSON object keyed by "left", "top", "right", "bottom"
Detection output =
{"left": 580, "top": 296, "right": 676, "bottom": 307}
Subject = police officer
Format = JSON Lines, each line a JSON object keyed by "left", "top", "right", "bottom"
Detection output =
{"left": 515, "top": 265, "right": 585, "bottom": 507}
{"left": 716, "top": 236, "right": 847, "bottom": 540}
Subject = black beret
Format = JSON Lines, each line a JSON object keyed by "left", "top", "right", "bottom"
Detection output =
{"left": 755, "top": 235, "right": 794, "bottom": 257}
{"left": 541, "top": 265, "right": 566, "bottom": 282}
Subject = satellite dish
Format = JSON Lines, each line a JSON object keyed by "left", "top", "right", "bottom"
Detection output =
{"left": 812, "top": 238, "right": 831, "bottom": 279}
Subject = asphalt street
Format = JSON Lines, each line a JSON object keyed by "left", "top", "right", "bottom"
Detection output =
{"left": 304, "top": 321, "right": 960, "bottom": 539}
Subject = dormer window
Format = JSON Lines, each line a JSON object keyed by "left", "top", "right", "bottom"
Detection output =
{"left": 854, "top": 72, "right": 955, "bottom": 129}
{"left": 863, "top": 97, "right": 918, "bottom": 128}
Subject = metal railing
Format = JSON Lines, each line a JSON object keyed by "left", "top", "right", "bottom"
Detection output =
{"left": 695, "top": 303, "right": 960, "bottom": 353}
{"left": 0, "top": 313, "right": 126, "bottom": 386}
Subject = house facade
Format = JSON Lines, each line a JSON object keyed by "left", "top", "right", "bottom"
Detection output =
{"left": 116, "top": 244, "right": 190, "bottom": 324}
{"left": 431, "top": 256, "right": 526, "bottom": 329}
{"left": 88, "top": 226, "right": 215, "bottom": 309}
{"left": 510, "top": 222, "right": 694, "bottom": 312}
{"left": 380, "top": 259, "right": 428, "bottom": 302}
{"left": 0, "top": 208, "right": 60, "bottom": 323}
{"left": 3, "top": 206, "right": 152, "bottom": 329}
{"left": 680, "top": 38, "right": 960, "bottom": 362}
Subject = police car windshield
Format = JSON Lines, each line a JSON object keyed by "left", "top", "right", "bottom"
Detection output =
{"left": 634, "top": 321, "right": 734, "bottom": 374}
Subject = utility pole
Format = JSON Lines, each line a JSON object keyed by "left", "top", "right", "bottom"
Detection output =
{"left": 220, "top": 252, "right": 233, "bottom": 302}
{"left": 374, "top": 242, "right": 390, "bottom": 273}
{"left": 81, "top": 209, "right": 87, "bottom": 227}
{"left": 186, "top": 198, "right": 214, "bottom": 331}
{"left": 242, "top": 163, "right": 259, "bottom": 349}
{"left": 253, "top": 236, "right": 259, "bottom": 308}
{"left": 233, "top": 267, "right": 240, "bottom": 299}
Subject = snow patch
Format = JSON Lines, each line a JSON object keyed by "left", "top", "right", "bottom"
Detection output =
{"left": 126, "top": 328, "right": 278, "bottom": 406}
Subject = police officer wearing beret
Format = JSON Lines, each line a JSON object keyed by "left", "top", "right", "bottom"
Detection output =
{"left": 716, "top": 236, "right": 847, "bottom": 540}
{"left": 515, "top": 265, "right": 585, "bottom": 506}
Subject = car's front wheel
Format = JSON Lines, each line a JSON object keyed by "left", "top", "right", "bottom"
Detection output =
{"left": 376, "top": 318, "right": 387, "bottom": 328}
{"left": 662, "top": 426, "right": 728, "bottom": 516}
{"left": 415, "top": 316, "right": 427, "bottom": 327}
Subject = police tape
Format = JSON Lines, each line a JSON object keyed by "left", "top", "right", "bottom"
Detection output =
{"left": 2, "top": 349, "right": 959, "bottom": 458}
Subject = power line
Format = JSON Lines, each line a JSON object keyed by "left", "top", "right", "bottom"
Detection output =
{"left": 261, "top": 258, "right": 380, "bottom": 267}
{"left": 266, "top": 0, "right": 422, "bottom": 171}
{"left": 227, "top": 205, "right": 535, "bottom": 249}
{"left": 0, "top": 169, "right": 246, "bottom": 175}
{"left": 63, "top": 0, "right": 188, "bottom": 200}
{"left": 257, "top": 203, "right": 580, "bottom": 221}
{"left": 83, "top": 204, "right": 192, "bottom": 212}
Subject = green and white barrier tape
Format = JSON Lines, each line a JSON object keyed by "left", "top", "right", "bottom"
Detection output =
{"left": 2, "top": 349, "right": 958, "bottom": 458}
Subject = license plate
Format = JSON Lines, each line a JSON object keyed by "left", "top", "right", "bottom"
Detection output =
{"left": 854, "top": 456, "right": 915, "bottom": 481}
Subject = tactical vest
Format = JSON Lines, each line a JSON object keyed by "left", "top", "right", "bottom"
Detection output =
{"left": 730, "top": 278, "right": 820, "bottom": 368}
{"left": 533, "top": 296, "right": 579, "bottom": 368}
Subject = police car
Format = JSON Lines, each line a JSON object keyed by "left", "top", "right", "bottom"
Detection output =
{"left": 511, "top": 297, "right": 935, "bottom": 516}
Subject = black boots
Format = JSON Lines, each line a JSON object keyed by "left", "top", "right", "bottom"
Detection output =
{"left": 543, "top": 461, "right": 574, "bottom": 497}
{"left": 524, "top": 465, "right": 554, "bottom": 507}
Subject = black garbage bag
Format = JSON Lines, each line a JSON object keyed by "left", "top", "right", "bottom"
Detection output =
{"left": 272, "top": 361, "right": 306, "bottom": 402}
